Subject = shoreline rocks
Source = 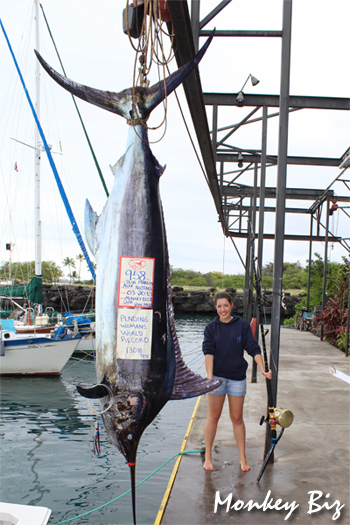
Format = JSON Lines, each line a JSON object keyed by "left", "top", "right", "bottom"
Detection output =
{"left": 42, "top": 284, "right": 95, "bottom": 313}
{"left": 41, "top": 284, "right": 301, "bottom": 319}
{"left": 171, "top": 288, "right": 301, "bottom": 318}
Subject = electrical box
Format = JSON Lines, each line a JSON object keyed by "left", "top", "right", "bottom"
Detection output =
{"left": 122, "top": 3, "right": 144, "bottom": 39}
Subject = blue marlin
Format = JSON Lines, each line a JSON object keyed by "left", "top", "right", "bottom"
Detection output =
{"left": 35, "top": 33, "right": 220, "bottom": 523}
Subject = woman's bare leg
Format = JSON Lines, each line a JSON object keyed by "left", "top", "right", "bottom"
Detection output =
{"left": 203, "top": 394, "right": 225, "bottom": 471}
{"left": 228, "top": 395, "right": 250, "bottom": 471}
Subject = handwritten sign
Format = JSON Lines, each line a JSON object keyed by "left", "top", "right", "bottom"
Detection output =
{"left": 118, "top": 257, "right": 155, "bottom": 309}
{"left": 116, "top": 308, "right": 153, "bottom": 360}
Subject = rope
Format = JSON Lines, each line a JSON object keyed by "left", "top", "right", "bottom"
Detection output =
{"left": 51, "top": 449, "right": 204, "bottom": 524}
{"left": 125, "top": 0, "right": 175, "bottom": 134}
{"left": 124, "top": 0, "right": 211, "bottom": 185}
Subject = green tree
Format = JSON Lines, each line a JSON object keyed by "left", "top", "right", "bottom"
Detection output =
{"left": 282, "top": 262, "right": 305, "bottom": 290}
{"left": 76, "top": 253, "right": 84, "bottom": 281}
{"left": 42, "top": 261, "right": 63, "bottom": 283}
{"left": 261, "top": 261, "right": 306, "bottom": 290}
{"left": 189, "top": 276, "right": 208, "bottom": 287}
{"left": 70, "top": 270, "right": 78, "bottom": 283}
{"left": 262, "top": 262, "right": 274, "bottom": 277}
{"left": 0, "top": 260, "right": 62, "bottom": 283}
{"left": 63, "top": 257, "right": 76, "bottom": 284}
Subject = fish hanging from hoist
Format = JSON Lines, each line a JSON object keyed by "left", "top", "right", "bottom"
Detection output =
{"left": 35, "top": 29, "right": 219, "bottom": 525}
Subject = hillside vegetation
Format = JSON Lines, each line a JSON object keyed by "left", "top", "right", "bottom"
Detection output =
{"left": 171, "top": 253, "right": 344, "bottom": 296}
{"left": 1, "top": 253, "right": 347, "bottom": 313}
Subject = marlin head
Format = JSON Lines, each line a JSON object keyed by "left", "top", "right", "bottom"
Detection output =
{"left": 76, "top": 381, "right": 150, "bottom": 463}
{"left": 77, "top": 381, "right": 147, "bottom": 525}
{"left": 34, "top": 30, "right": 214, "bottom": 123}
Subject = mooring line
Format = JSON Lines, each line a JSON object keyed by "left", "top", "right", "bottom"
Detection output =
{"left": 52, "top": 448, "right": 204, "bottom": 524}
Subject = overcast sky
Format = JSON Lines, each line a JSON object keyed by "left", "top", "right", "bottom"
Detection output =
{"left": 1, "top": 0, "right": 349, "bottom": 281}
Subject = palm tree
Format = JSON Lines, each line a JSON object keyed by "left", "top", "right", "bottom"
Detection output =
{"left": 42, "top": 261, "right": 63, "bottom": 283}
{"left": 63, "top": 257, "right": 76, "bottom": 284}
{"left": 76, "top": 254, "right": 84, "bottom": 281}
{"left": 70, "top": 270, "right": 78, "bottom": 284}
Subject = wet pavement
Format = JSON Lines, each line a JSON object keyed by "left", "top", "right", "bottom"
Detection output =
{"left": 160, "top": 327, "right": 350, "bottom": 525}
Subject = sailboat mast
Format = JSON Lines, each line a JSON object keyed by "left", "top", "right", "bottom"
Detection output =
{"left": 34, "top": 0, "right": 42, "bottom": 279}
{"left": 1, "top": 16, "right": 96, "bottom": 283}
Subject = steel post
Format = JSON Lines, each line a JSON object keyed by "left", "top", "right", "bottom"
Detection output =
{"left": 269, "top": 0, "right": 292, "bottom": 419}
{"left": 258, "top": 106, "right": 268, "bottom": 272}
{"left": 347, "top": 267, "right": 350, "bottom": 357}
{"left": 321, "top": 200, "right": 330, "bottom": 341}
{"left": 306, "top": 214, "right": 313, "bottom": 311}
{"left": 243, "top": 205, "right": 252, "bottom": 321}
{"left": 252, "top": 107, "right": 268, "bottom": 383}
{"left": 212, "top": 104, "right": 218, "bottom": 165}
{"left": 190, "top": 0, "right": 200, "bottom": 53}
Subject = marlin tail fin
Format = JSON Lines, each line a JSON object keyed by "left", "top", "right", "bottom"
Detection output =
{"left": 35, "top": 30, "right": 215, "bottom": 121}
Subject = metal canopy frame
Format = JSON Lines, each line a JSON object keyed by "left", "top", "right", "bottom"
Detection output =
{"left": 167, "top": 1, "right": 350, "bottom": 425}
{"left": 167, "top": 0, "right": 350, "bottom": 244}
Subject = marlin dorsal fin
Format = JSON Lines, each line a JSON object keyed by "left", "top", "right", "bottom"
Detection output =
{"left": 170, "top": 356, "right": 222, "bottom": 400}
{"left": 168, "top": 314, "right": 222, "bottom": 400}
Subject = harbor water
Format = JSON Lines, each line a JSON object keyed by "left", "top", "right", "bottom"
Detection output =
{"left": 0, "top": 314, "right": 213, "bottom": 525}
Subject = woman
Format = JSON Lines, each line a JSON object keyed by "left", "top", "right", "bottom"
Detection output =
{"left": 202, "top": 292, "right": 272, "bottom": 472}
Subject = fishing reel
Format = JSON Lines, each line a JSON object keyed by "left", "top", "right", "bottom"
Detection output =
{"left": 260, "top": 407, "right": 294, "bottom": 429}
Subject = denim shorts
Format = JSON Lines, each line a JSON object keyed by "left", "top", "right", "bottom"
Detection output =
{"left": 209, "top": 375, "right": 247, "bottom": 396}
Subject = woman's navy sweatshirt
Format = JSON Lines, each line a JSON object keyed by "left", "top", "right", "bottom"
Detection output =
{"left": 202, "top": 315, "right": 261, "bottom": 380}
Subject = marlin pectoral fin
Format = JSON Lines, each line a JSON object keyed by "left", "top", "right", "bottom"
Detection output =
{"left": 85, "top": 199, "right": 99, "bottom": 255}
{"left": 77, "top": 384, "right": 109, "bottom": 399}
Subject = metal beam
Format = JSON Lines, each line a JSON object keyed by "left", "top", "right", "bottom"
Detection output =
{"left": 167, "top": 1, "right": 223, "bottom": 221}
{"left": 204, "top": 93, "right": 350, "bottom": 111}
{"left": 217, "top": 152, "right": 340, "bottom": 166}
{"left": 200, "top": 30, "right": 283, "bottom": 37}
{"left": 226, "top": 205, "right": 312, "bottom": 213}
{"left": 226, "top": 232, "right": 342, "bottom": 242}
{"left": 199, "top": 0, "right": 232, "bottom": 29}
{"left": 223, "top": 186, "right": 335, "bottom": 200}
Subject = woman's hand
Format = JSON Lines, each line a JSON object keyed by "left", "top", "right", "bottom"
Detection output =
{"left": 254, "top": 355, "right": 272, "bottom": 380}
{"left": 262, "top": 369, "right": 272, "bottom": 380}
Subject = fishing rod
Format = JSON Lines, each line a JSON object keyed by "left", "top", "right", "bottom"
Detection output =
{"left": 251, "top": 241, "right": 293, "bottom": 482}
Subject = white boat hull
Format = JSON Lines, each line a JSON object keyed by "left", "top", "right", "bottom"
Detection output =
{"left": 0, "top": 502, "right": 51, "bottom": 525}
{"left": 0, "top": 332, "right": 78, "bottom": 376}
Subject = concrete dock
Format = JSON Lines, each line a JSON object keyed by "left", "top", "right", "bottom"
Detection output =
{"left": 159, "top": 328, "right": 350, "bottom": 524}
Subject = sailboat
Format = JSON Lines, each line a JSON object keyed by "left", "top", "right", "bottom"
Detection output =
{"left": 0, "top": 328, "right": 81, "bottom": 376}
{"left": 0, "top": 1, "right": 93, "bottom": 375}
